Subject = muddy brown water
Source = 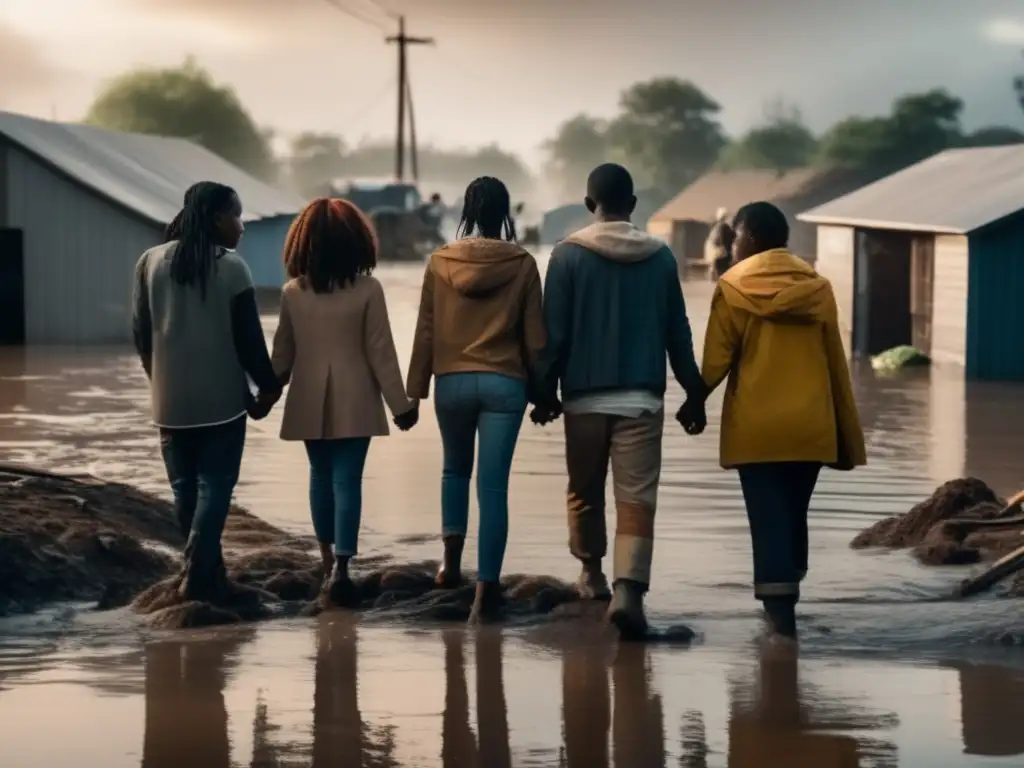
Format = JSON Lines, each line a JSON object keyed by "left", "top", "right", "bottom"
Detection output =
{"left": 2, "top": 253, "right": 1024, "bottom": 766}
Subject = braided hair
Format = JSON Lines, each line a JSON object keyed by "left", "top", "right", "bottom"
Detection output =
{"left": 457, "top": 176, "right": 517, "bottom": 241}
{"left": 168, "top": 181, "right": 239, "bottom": 298}
{"left": 163, "top": 183, "right": 205, "bottom": 243}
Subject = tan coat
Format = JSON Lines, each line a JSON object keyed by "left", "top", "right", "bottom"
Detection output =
{"left": 406, "top": 238, "right": 545, "bottom": 399}
{"left": 271, "top": 275, "right": 412, "bottom": 440}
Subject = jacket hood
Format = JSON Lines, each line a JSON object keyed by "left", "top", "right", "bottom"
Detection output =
{"left": 431, "top": 238, "right": 530, "bottom": 297}
{"left": 719, "top": 249, "right": 834, "bottom": 323}
{"left": 563, "top": 221, "right": 665, "bottom": 263}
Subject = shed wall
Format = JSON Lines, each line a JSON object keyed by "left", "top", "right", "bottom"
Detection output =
{"left": 930, "top": 234, "right": 969, "bottom": 366}
{"left": 239, "top": 215, "right": 293, "bottom": 289}
{"left": 966, "top": 217, "right": 1024, "bottom": 380}
{"left": 813, "top": 225, "right": 855, "bottom": 352}
{"left": 5, "top": 146, "right": 162, "bottom": 344}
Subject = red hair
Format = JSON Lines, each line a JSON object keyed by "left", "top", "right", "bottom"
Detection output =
{"left": 283, "top": 197, "right": 377, "bottom": 292}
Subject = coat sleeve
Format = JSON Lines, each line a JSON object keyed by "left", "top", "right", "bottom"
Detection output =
{"left": 131, "top": 253, "right": 152, "bottom": 379}
{"left": 823, "top": 290, "right": 867, "bottom": 470}
{"left": 270, "top": 288, "right": 296, "bottom": 386}
{"left": 665, "top": 255, "right": 705, "bottom": 398}
{"left": 536, "top": 248, "right": 571, "bottom": 404}
{"left": 700, "top": 285, "right": 742, "bottom": 393}
{"left": 230, "top": 287, "right": 280, "bottom": 394}
{"left": 406, "top": 262, "right": 435, "bottom": 400}
{"left": 366, "top": 280, "right": 414, "bottom": 417}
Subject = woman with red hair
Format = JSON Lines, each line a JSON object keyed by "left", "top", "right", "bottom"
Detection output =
{"left": 269, "top": 197, "right": 418, "bottom": 606}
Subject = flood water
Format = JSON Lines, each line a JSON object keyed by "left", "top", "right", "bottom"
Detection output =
{"left": 1, "top": 252, "right": 1024, "bottom": 766}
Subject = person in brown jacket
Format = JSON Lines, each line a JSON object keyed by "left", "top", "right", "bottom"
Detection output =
{"left": 270, "top": 198, "right": 418, "bottom": 607}
{"left": 407, "top": 176, "right": 549, "bottom": 622}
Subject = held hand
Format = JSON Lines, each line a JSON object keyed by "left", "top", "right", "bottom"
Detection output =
{"left": 246, "top": 388, "right": 281, "bottom": 421}
{"left": 675, "top": 398, "right": 706, "bottom": 436}
{"left": 530, "top": 399, "right": 563, "bottom": 427}
{"left": 393, "top": 403, "right": 420, "bottom": 432}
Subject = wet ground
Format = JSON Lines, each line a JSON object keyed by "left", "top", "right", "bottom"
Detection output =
{"left": 1, "top": 253, "right": 1024, "bottom": 765}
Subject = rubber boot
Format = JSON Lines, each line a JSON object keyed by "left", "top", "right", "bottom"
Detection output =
{"left": 468, "top": 581, "right": 505, "bottom": 624}
{"left": 606, "top": 580, "right": 649, "bottom": 641}
{"left": 325, "top": 555, "right": 360, "bottom": 608}
{"left": 762, "top": 596, "right": 798, "bottom": 639}
{"left": 435, "top": 535, "right": 465, "bottom": 589}
{"left": 575, "top": 558, "right": 611, "bottom": 601}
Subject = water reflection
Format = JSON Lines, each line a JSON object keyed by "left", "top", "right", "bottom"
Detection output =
{"left": 727, "top": 647, "right": 897, "bottom": 767}
{"left": 953, "top": 663, "right": 1024, "bottom": 757}
{"left": 141, "top": 631, "right": 250, "bottom": 768}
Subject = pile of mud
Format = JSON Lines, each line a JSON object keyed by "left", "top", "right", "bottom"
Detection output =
{"left": 852, "top": 478, "right": 1024, "bottom": 583}
{"left": 0, "top": 463, "right": 583, "bottom": 629}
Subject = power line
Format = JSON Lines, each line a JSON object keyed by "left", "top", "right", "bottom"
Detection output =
{"left": 319, "top": 0, "right": 391, "bottom": 32}
{"left": 351, "top": 0, "right": 399, "bottom": 21}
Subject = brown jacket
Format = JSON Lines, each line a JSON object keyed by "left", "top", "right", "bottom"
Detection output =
{"left": 406, "top": 238, "right": 545, "bottom": 399}
{"left": 271, "top": 275, "right": 412, "bottom": 440}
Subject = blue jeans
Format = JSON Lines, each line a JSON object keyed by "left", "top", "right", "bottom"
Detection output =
{"left": 434, "top": 372, "right": 527, "bottom": 583}
{"left": 737, "top": 462, "right": 821, "bottom": 602}
{"left": 159, "top": 416, "right": 247, "bottom": 578}
{"left": 305, "top": 438, "right": 371, "bottom": 557}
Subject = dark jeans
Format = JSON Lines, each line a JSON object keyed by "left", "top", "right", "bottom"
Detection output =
{"left": 159, "top": 417, "right": 247, "bottom": 573}
{"left": 434, "top": 372, "right": 526, "bottom": 583}
{"left": 304, "top": 438, "right": 372, "bottom": 556}
{"left": 737, "top": 462, "right": 821, "bottom": 602}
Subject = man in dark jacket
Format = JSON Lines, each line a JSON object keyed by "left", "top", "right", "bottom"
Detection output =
{"left": 535, "top": 163, "right": 706, "bottom": 639}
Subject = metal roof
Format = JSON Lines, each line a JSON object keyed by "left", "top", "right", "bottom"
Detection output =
{"left": 797, "top": 146, "right": 1024, "bottom": 234}
{"left": 648, "top": 167, "right": 868, "bottom": 223}
{"left": 0, "top": 110, "right": 303, "bottom": 225}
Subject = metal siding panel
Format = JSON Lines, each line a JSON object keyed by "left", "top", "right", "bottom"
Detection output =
{"left": 930, "top": 234, "right": 968, "bottom": 366}
{"left": 238, "top": 216, "right": 292, "bottom": 289}
{"left": 799, "top": 145, "right": 1024, "bottom": 234}
{"left": 813, "top": 225, "right": 854, "bottom": 352}
{"left": 966, "top": 217, "right": 1024, "bottom": 380}
{"left": 6, "top": 148, "right": 161, "bottom": 344}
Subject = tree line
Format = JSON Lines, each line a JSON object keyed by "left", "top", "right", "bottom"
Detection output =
{"left": 83, "top": 59, "right": 1024, "bottom": 206}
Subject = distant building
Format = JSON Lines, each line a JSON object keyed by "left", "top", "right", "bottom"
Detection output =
{"left": 799, "top": 146, "right": 1024, "bottom": 381}
{"left": 0, "top": 111, "right": 302, "bottom": 345}
{"left": 647, "top": 167, "right": 872, "bottom": 277}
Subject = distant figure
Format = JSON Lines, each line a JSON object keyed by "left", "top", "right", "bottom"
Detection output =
{"left": 417, "top": 192, "right": 446, "bottom": 249}
{"left": 406, "top": 176, "right": 548, "bottom": 623}
{"left": 705, "top": 207, "right": 735, "bottom": 280}
{"left": 133, "top": 181, "right": 281, "bottom": 601}
{"left": 677, "top": 201, "right": 867, "bottom": 639}
{"left": 270, "top": 198, "right": 418, "bottom": 606}
{"left": 532, "top": 163, "right": 705, "bottom": 640}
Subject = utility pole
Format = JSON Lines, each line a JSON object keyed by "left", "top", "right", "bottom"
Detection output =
{"left": 406, "top": 76, "right": 418, "bottom": 182}
{"left": 387, "top": 16, "right": 433, "bottom": 182}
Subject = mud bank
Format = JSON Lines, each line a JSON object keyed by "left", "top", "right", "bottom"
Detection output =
{"left": 852, "top": 478, "right": 1024, "bottom": 594}
{"left": 0, "top": 464, "right": 588, "bottom": 631}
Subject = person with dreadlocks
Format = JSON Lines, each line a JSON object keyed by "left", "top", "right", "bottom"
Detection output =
{"left": 532, "top": 163, "right": 706, "bottom": 641}
{"left": 270, "top": 197, "right": 418, "bottom": 606}
{"left": 133, "top": 181, "right": 281, "bottom": 601}
{"left": 406, "top": 175, "right": 548, "bottom": 623}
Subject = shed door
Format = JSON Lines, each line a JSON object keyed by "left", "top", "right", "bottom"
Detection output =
{"left": 0, "top": 229, "right": 25, "bottom": 346}
{"left": 910, "top": 235, "right": 935, "bottom": 356}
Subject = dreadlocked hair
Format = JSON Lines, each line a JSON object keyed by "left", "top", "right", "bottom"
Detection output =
{"left": 457, "top": 176, "right": 517, "bottom": 241}
{"left": 169, "top": 181, "right": 238, "bottom": 299}
{"left": 163, "top": 183, "right": 207, "bottom": 243}
{"left": 283, "top": 197, "right": 377, "bottom": 293}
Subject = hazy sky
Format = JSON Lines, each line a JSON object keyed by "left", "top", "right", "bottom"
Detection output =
{"left": 3, "top": 0, "right": 1024, "bottom": 167}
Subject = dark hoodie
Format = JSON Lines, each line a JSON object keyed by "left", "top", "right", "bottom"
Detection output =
{"left": 537, "top": 221, "right": 703, "bottom": 404}
{"left": 406, "top": 237, "right": 545, "bottom": 400}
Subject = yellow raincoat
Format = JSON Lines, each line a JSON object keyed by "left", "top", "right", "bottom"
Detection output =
{"left": 701, "top": 249, "right": 866, "bottom": 470}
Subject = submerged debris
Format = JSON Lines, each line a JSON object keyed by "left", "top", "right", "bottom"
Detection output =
{"left": 851, "top": 477, "right": 1024, "bottom": 567}
{"left": 0, "top": 463, "right": 582, "bottom": 629}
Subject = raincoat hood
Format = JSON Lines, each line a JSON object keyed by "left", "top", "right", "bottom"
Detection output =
{"left": 431, "top": 237, "right": 531, "bottom": 297}
{"left": 563, "top": 221, "right": 666, "bottom": 263}
{"left": 720, "top": 249, "right": 834, "bottom": 323}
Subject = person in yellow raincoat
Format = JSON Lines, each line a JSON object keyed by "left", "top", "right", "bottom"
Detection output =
{"left": 677, "top": 201, "right": 866, "bottom": 639}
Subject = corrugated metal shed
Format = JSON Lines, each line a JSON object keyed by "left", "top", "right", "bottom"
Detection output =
{"left": 798, "top": 146, "right": 1024, "bottom": 235}
{"left": 0, "top": 110, "right": 302, "bottom": 225}
{"left": 649, "top": 167, "right": 860, "bottom": 223}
